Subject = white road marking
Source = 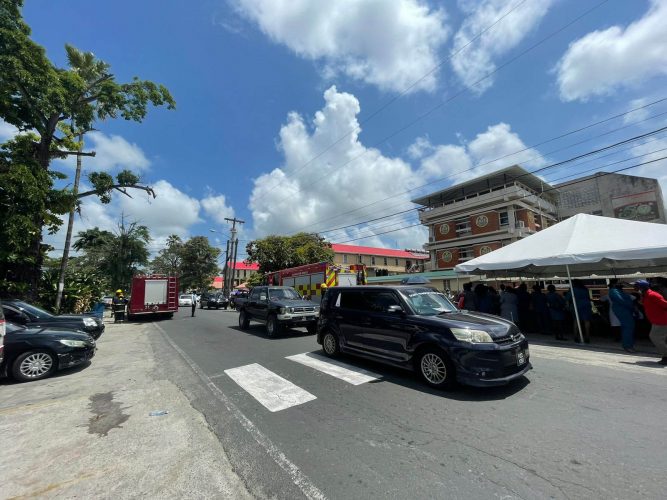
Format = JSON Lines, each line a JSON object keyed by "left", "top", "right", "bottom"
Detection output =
{"left": 224, "top": 363, "right": 317, "bottom": 412}
{"left": 530, "top": 344, "right": 666, "bottom": 377}
{"left": 153, "top": 323, "right": 326, "bottom": 500}
{"left": 286, "top": 352, "right": 381, "bottom": 385}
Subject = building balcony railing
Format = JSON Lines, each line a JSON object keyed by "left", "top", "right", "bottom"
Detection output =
{"left": 418, "top": 182, "right": 557, "bottom": 219}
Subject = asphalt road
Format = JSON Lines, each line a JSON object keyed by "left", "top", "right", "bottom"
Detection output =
{"left": 154, "top": 306, "right": 667, "bottom": 500}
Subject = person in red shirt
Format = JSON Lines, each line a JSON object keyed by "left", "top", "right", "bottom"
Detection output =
{"left": 635, "top": 280, "right": 667, "bottom": 365}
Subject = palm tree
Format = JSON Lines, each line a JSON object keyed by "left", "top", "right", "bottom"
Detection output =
{"left": 74, "top": 217, "right": 151, "bottom": 292}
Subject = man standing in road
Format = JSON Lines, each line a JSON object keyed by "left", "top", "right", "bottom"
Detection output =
{"left": 191, "top": 292, "right": 197, "bottom": 317}
{"left": 635, "top": 280, "right": 667, "bottom": 364}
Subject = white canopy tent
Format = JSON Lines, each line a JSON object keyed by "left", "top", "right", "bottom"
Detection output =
{"left": 455, "top": 214, "right": 667, "bottom": 341}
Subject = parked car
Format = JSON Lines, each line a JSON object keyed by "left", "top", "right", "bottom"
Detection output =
{"left": 1, "top": 321, "right": 96, "bottom": 382}
{"left": 238, "top": 286, "right": 319, "bottom": 337}
{"left": 317, "top": 286, "right": 531, "bottom": 389}
{"left": 230, "top": 290, "right": 249, "bottom": 310}
{"left": 178, "top": 294, "right": 194, "bottom": 307}
{"left": 1, "top": 299, "right": 105, "bottom": 340}
{"left": 204, "top": 293, "right": 229, "bottom": 310}
{"left": 102, "top": 296, "right": 114, "bottom": 309}
{"left": 0, "top": 301, "right": 5, "bottom": 365}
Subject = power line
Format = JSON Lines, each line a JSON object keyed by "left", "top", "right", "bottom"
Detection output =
{"left": 334, "top": 154, "right": 667, "bottom": 244}
{"left": 265, "top": 0, "right": 610, "bottom": 205}
{"left": 256, "top": 0, "right": 532, "bottom": 195}
{"left": 296, "top": 102, "right": 667, "bottom": 234}
{"left": 313, "top": 125, "right": 667, "bottom": 238}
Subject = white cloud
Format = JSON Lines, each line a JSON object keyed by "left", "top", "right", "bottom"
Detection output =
{"left": 119, "top": 180, "right": 201, "bottom": 239}
{"left": 556, "top": 0, "right": 667, "bottom": 102}
{"left": 201, "top": 193, "right": 236, "bottom": 225}
{"left": 623, "top": 98, "right": 652, "bottom": 125}
{"left": 84, "top": 131, "right": 151, "bottom": 172}
{"left": 249, "top": 86, "right": 426, "bottom": 249}
{"left": 412, "top": 122, "right": 546, "bottom": 185}
{"left": 45, "top": 180, "right": 204, "bottom": 257}
{"left": 451, "top": 0, "right": 553, "bottom": 93}
{"left": 0, "top": 120, "right": 18, "bottom": 142}
{"left": 231, "top": 0, "right": 449, "bottom": 93}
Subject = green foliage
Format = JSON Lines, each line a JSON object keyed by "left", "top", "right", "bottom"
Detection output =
{"left": 39, "top": 256, "right": 108, "bottom": 313}
{"left": 0, "top": 135, "right": 74, "bottom": 297}
{"left": 245, "top": 271, "right": 264, "bottom": 288}
{"left": 178, "top": 236, "right": 221, "bottom": 292}
{"left": 0, "top": 0, "right": 174, "bottom": 297}
{"left": 245, "top": 233, "right": 333, "bottom": 274}
{"left": 150, "top": 235, "right": 183, "bottom": 276}
{"left": 74, "top": 218, "right": 150, "bottom": 292}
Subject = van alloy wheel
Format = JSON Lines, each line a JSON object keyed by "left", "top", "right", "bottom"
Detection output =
{"left": 420, "top": 353, "right": 447, "bottom": 385}
{"left": 322, "top": 331, "right": 339, "bottom": 356}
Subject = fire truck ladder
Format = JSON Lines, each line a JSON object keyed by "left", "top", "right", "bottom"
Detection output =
{"left": 167, "top": 277, "right": 178, "bottom": 304}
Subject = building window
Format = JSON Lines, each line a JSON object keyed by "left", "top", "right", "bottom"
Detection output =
{"left": 456, "top": 220, "right": 471, "bottom": 235}
{"left": 499, "top": 211, "right": 509, "bottom": 226}
{"left": 459, "top": 247, "right": 474, "bottom": 260}
{"left": 394, "top": 258, "right": 399, "bottom": 266}
{"left": 371, "top": 256, "right": 376, "bottom": 265}
{"left": 243, "top": 270, "right": 247, "bottom": 278}
{"left": 343, "top": 254, "right": 348, "bottom": 264}
{"left": 383, "top": 257, "right": 388, "bottom": 266}
{"left": 358, "top": 255, "right": 363, "bottom": 264}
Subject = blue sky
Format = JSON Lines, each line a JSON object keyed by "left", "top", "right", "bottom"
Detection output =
{"left": 6, "top": 0, "right": 667, "bottom": 259}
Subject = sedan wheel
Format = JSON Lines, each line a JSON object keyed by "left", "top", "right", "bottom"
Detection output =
{"left": 13, "top": 350, "right": 57, "bottom": 382}
{"left": 417, "top": 349, "right": 455, "bottom": 389}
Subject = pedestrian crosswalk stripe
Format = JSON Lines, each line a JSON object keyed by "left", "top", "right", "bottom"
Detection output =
{"left": 224, "top": 363, "right": 317, "bottom": 412}
{"left": 286, "top": 352, "right": 381, "bottom": 385}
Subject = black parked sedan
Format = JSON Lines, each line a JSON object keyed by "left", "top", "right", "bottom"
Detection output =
{"left": 1, "top": 322, "right": 96, "bottom": 382}
{"left": 1, "top": 299, "right": 105, "bottom": 340}
{"left": 203, "top": 293, "right": 229, "bottom": 310}
{"left": 317, "top": 286, "right": 531, "bottom": 389}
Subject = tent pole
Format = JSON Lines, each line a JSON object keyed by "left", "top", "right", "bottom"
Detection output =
{"left": 566, "top": 264, "right": 584, "bottom": 343}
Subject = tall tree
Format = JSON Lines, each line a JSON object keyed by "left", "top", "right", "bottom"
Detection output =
{"left": 245, "top": 233, "right": 333, "bottom": 274}
{"left": 0, "top": 0, "right": 174, "bottom": 295}
{"left": 178, "top": 236, "right": 221, "bottom": 292}
{"left": 150, "top": 235, "right": 183, "bottom": 276}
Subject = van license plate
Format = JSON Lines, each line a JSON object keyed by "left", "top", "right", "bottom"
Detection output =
{"left": 516, "top": 350, "right": 526, "bottom": 366}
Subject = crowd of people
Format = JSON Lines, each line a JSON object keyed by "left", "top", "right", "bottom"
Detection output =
{"left": 453, "top": 278, "right": 667, "bottom": 364}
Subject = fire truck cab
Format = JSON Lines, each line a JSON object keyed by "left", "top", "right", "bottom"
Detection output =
{"left": 266, "top": 262, "right": 366, "bottom": 303}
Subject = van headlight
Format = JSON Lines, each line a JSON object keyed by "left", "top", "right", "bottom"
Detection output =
{"left": 450, "top": 328, "right": 494, "bottom": 344}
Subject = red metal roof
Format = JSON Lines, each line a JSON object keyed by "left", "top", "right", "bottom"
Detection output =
{"left": 331, "top": 243, "right": 428, "bottom": 260}
{"left": 230, "top": 261, "right": 260, "bottom": 271}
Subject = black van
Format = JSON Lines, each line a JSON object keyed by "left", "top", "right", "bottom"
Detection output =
{"left": 317, "top": 286, "right": 531, "bottom": 389}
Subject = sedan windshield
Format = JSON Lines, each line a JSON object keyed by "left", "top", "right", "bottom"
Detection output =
{"left": 13, "top": 301, "right": 54, "bottom": 319}
{"left": 269, "top": 288, "right": 301, "bottom": 300}
{"left": 401, "top": 289, "right": 457, "bottom": 316}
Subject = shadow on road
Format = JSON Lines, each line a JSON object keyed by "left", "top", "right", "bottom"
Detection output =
{"left": 619, "top": 360, "right": 666, "bottom": 369}
{"left": 314, "top": 351, "right": 531, "bottom": 402}
{"left": 227, "top": 324, "right": 314, "bottom": 340}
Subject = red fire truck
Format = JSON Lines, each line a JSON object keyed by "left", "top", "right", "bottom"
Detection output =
{"left": 127, "top": 275, "right": 179, "bottom": 320}
{"left": 266, "top": 262, "right": 367, "bottom": 302}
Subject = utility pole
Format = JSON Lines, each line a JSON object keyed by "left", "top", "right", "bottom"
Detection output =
{"left": 224, "top": 217, "right": 245, "bottom": 294}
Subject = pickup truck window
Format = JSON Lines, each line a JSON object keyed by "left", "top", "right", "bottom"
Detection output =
{"left": 268, "top": 288, "right": 301, "bottom": 301}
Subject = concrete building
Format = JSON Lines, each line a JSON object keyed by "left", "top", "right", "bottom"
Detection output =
{"left": 412, "top": 166, "right": 559, "bottom": 271}
{"left": 331, "top": 243, "right": 429, "bottom": 277}
{"left": 555, "top": 172, "right": 666, "bottom": 223}
{"left": 214, "top": 261, "right": 260, "bottom": 289}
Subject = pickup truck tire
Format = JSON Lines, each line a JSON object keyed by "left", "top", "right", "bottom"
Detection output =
{"left": 266, "top": 315, "right": 282, "bottom": 338}
{"left": 239, "top": 310, "right": 250, "bottom": 330}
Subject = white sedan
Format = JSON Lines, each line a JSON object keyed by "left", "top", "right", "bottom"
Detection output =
{"left": 178, "top": 294, "right": 194, "bottom": 307}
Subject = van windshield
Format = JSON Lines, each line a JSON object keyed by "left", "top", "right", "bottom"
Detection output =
{"left": 400, "top": 289, "right": 457, "bottom": 316}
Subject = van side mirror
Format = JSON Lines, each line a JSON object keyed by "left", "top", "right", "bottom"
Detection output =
{"left": 386, "top": 305, "right": 404, "bottom": 314}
